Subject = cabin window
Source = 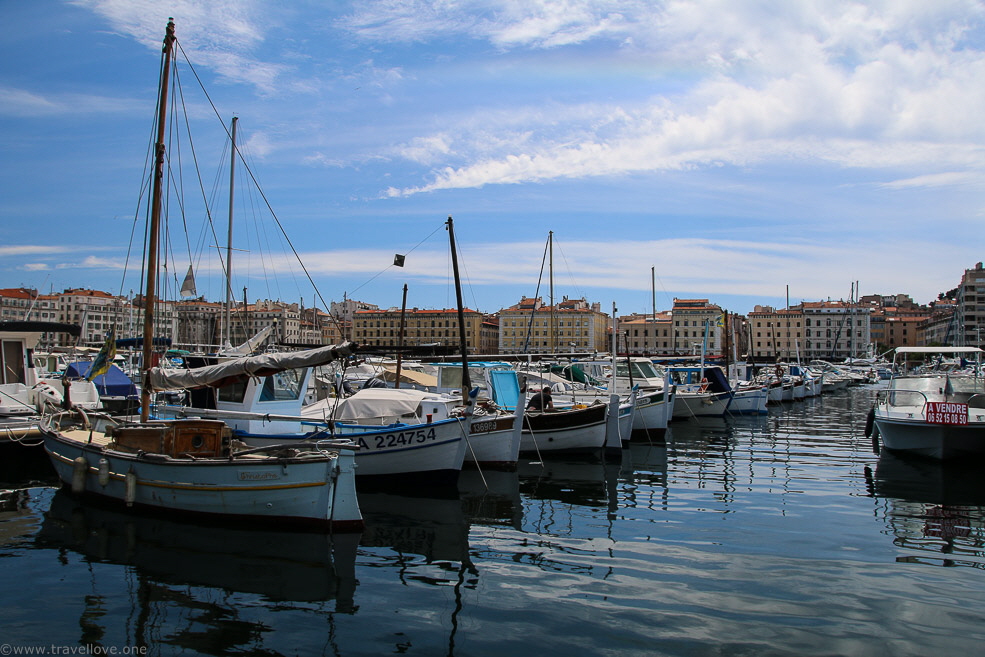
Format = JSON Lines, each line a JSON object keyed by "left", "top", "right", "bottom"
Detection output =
{"left": 218, "top": 379, "right": 248, "bottom": 403}
{"left": 259, "top": 368, "right": 305, "bottom": 402}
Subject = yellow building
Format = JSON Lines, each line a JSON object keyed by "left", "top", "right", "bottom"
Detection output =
{"left": 352, "top": 307, "right": 486, "bottom": 354}
{"left": 497, "top": 296, "right": 609, "bottom": 355}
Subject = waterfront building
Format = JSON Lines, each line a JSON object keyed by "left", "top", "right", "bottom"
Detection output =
{"left": 330, "top": 298, "right": 378, "bottom": 341}
{"left": 670, "top": 299, "right": 723, "bottom": 356}
{"left": 298, "top": 308, "right": 344, "bottom": 347}
{"left": 868, "top": 304, "right": 929, "bottom": 352}
{"left": 174, "top": 298, "right": 223, "bottom": 350}
{"left": 748, "top": 305, "right": 804, "bottom": 361}
{"left": 497, "top": 296, "right": 609, "bottom": 355}
{"left": 919, "top": 301, "right": 957, "bottom": 346}
{"left": 956, "top": 262, "right": 985, "bottom": 347}
{"left": 800, "top": 300, "right": 871, "bottom": 360}
{"left": 0, "top": 287, "right": 37, "bottom": 322}
{"left": 618, "top": 311, "right": 673, "bottom": 355}
{"left": 352, "top": 307, "right": 486, "bottom": 353}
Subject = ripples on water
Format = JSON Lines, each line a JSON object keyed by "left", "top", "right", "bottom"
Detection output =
{"left": 2, "top": 386, "right": 985, "bottom": 656}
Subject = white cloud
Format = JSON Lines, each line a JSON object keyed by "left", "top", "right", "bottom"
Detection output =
{"left": 330, "top": 1, "right": 985, "bottom": 195}
{"left": 880, "top": 171, "right": 985, "bottom": 189}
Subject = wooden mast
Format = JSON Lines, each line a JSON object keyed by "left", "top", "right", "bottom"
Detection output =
{"left": 394, "top": 283, "right": 408, "bottom": 389}
{"left": 224, "top": 116, "right": 238, "bottom": 347}
{"left": 140, "top": 19, "right": 176, "bottom": 423}
{"left": 446, "top": 216, "right": 472, "bottom": 411}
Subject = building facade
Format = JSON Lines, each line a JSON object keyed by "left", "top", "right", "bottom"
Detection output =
{"left": 497, "top": 296, "right": 609, "bottom": 355}
{"left": 671, "top": 299, "right": 723, "bottom": 356}
{"left": 956, "top": 262, "right": 985, "bottom": 347}
{"left": 352, "top": 307, "right": 486, "bottom": 354}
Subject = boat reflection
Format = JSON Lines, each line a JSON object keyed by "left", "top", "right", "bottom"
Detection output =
{"left": 866, "top": 453, "right": 985, "bottom": 567}
{"left": 36, "top": 489, "right": 359, "bottom": 604}
{"left": 358, "top": 487, "right": 471, "bottom": 567}
{"left": 458, "top": 469, "right": 523, "bottom": 530}
{"left": 517, "top": 456, "right": 621, "bottom": 511}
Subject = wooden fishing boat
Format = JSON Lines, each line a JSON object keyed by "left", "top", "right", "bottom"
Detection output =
{"left": 40, "top": 20, "right": 362, "bottom": 530}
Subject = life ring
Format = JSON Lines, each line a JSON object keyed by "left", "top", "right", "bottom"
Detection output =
{"left": 774, "top": 365, "right": 783, "bottom": 377}
{"left": 700, "top": 377, "right": 709, "bottom": 392}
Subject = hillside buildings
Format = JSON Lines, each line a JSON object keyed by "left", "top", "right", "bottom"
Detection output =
{"left": 3, "top": 261, "right": 981, "bottom": 358}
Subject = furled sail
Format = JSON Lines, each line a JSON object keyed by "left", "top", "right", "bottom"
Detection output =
{"left": 180, "top": 264, "right": 197, "bottom": 297}
{"left": 146, "top": 341, "right": 357, "bottom": 391}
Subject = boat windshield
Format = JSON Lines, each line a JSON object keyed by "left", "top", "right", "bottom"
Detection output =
{"left": 615, "top": 361, "right": 662, "bottom": 379}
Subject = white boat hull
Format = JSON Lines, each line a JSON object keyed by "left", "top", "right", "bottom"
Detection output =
{"left": 242, "top": 417, "right": 470, "bottom": 483}
{"left": 465, "top": 410, "right": 523, "bottom": 469}
{"left": 672, "top": 391, "right": 730, "bottom": 418}
{"left": 875, "top": 415, "right": 985, "bottom": 460}
{"left": 727, "top": 387, "right": 768, "bottom": 415}
{"left": 42, "top": 426, "right": 362, "bottom": 530}
{"left": 632, "top": 388, "right": 671, "bottom": 434}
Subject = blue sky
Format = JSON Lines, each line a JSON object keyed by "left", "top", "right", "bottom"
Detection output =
{"left": 1, "top": 0, "right": 983, "bottom": 317}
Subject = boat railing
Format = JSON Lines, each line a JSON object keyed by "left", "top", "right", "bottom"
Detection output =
{"left": 878, "top": 389, "right": 929, "bottom": 411}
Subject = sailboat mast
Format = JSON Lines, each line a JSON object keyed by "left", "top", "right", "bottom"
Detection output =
{"left": 395, "top": 283, "right": 408, "bottom": 389}
{"left": 446, "top": 217, "right": 472, "bottom": 408}
{"left": 140, "top": 18, "right": 176, "bottom": 423}
{"left": 548, "top": 231, "right": 555, "bottom": 355}
{"left": 651, "top": 266, "right": 656, "bottom": 354}
{"left": 224, "top": 116, "right": 238, "bottom": 346}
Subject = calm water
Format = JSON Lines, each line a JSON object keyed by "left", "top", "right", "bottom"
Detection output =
{"left": 3, "top": 385, "right": 985, "bottom": 656}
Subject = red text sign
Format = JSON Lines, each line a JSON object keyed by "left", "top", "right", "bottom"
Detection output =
{"left": 925, "top": 401, "right": 968, "bottom": 425}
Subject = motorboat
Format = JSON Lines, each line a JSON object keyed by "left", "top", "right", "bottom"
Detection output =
{"left": 868, "top": 347, "right": 984, "bottom": 460}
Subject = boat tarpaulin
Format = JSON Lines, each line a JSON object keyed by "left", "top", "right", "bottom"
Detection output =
{"left": 146, "top": 341, "right": 357, "bottom": 391}
{"left": 64, "top": 362, "right": 138, "bottom": 399}
{"left": 305, "top": 387, "right": 432, "bottom": 422}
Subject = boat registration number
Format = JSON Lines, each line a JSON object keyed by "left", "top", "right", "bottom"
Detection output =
{"left": 359, "top": 427, "right": 438, "bottom": 450}
{"left": 925, "top": 402, "right": 968, "bottom": 425}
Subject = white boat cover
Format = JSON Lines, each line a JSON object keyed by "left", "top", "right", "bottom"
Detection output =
{"left": 308, "top": 388, "right": 432, "bottom": 422}
{"left": 146, "top": 342, "right": 356, "bottom": 391}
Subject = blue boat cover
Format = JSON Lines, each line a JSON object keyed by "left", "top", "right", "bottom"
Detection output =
{"left": 64, "top": 362, "right": 139, "bottom": 398}
{"left": 489, "top": 369, "right": 521, "bottom": 410}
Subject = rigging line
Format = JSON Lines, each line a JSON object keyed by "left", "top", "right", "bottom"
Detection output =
{"left": 176, "top": 38, "right": 337, "bottom": 317}
{"left": 652, "top": 269, "right": 674, "bottom": 308}
{"left": 116, "top": 45, "right": 169, "bottom": 304}
{"left": 173, "top": 63, "right": 225, "bottom": 282}
{"left": 522, "top": 236, "right": 550, "bottom": 354}
{"left": 553, "top": 237, "right": 587, "bottom": 303}
{"left": 448, "top": 228, "right": 482, "bottom": 313}
{"left": 348, "top": 222, "right": 446, "bottom": 296}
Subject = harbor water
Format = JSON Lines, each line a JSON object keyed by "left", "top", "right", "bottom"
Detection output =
{"left": 3, "top": 385, "right": 985, "bottom": 656}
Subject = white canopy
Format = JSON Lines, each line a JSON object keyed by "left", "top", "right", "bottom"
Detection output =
{"left": 303, "top": 387, "right": 437, "bottom": 423}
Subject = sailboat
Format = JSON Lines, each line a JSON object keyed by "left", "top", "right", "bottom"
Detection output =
{"left": 39, "top": 20, "right": 363, "bottom": 530}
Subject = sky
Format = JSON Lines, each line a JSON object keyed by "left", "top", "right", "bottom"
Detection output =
{"left": 1, "top": 0, "right": 983, "bottom": 318}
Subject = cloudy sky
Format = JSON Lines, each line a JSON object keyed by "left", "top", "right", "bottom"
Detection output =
{"left": 1, "top": 0, "right": 983, "bottom": 316}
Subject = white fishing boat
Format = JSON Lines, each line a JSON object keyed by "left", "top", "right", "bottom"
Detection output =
{"left": 564, "top": 358, "right": 674, "bottom": 436}
{"left": 41, "top": 20, "right": 362, "bottom": 530}
{"left": 868, "top": 347, "right": 985, "bottom": 460}
{"left": 432, "top": 361, "right": 611, "bottom": 456}
{"left": 520, "top": 401, "right": 610, "bottom": 456}
{"left": 666, "top": 365, "right": 731, "bottom": 418}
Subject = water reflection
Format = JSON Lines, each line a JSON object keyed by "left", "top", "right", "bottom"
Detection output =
{"left": 518, "top": 456, "right": 622, "bottom": 517}
{"left": 459, "top": 469, "right": 523, "bottom": 530}
{"left": 36, "top": 489, "right": 359, "bottom": 604}
{"left": 866, "top": 453, "right": 985, "bottom": 568}
{"left": 359, "top": 488, "right": 471, "bottom": 568}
